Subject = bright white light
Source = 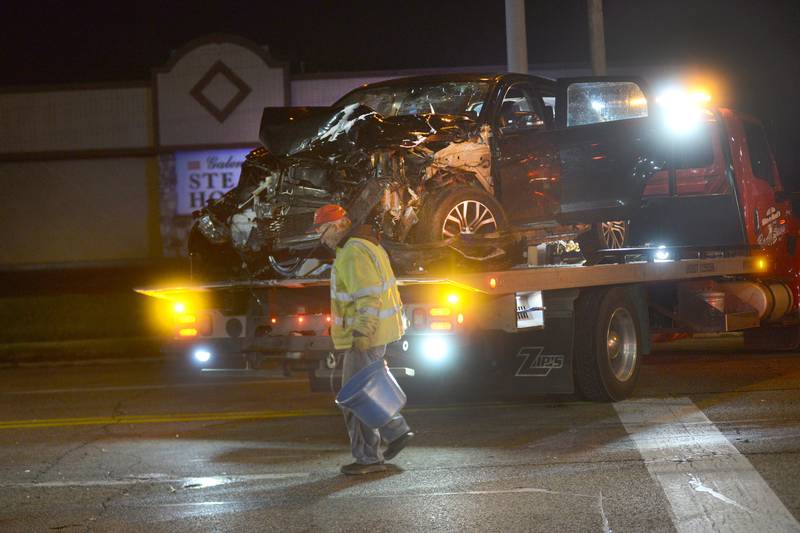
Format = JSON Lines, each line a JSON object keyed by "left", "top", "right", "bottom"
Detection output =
{"left": 194, "top": 350, "right": 212, "bottom": 363}
{"left": 655, "top": 246, "right": 670, "bottom": 261}
{"left": 665, "top": 107, "right": 702, "bottom": 134}
{"left": 656, "top": 88, "right": 705, "bottom": 135}
{"left": 421, "top": 336, "right": 449, "bottom": 363}
{"left": 590, "top": 100, "right": 605, "bottom": 111}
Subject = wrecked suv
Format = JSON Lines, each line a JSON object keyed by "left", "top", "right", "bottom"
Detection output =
{"left": 190, "top": 73, "right": 656, "bottom": 278}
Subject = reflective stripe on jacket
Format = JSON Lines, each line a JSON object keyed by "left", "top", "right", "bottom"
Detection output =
{"left": 330, "top": 237, "right": 405, "bottom": 350}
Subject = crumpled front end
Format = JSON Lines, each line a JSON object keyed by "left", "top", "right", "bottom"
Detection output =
{"left": 189, "top": 103, "right": 499, "bottom": 280}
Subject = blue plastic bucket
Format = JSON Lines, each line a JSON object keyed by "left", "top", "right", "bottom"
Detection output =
{"left": 335, "top": 359, "right": 407, "bottom": 429}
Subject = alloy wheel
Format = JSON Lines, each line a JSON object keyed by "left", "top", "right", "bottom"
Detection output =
{"left": 442, "top": 200, "right": 499, "bottom": 238}
{"left": 601, "top": 220, "right": 627, "bottom": 249}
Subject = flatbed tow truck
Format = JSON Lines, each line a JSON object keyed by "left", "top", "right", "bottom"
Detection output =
{"left": 136, "top": 104, "right": 800, "bottom": 401}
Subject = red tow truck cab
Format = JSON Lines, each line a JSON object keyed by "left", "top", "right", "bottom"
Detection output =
{"left": 631, "top": 106, "right": 800, "bottom": 348}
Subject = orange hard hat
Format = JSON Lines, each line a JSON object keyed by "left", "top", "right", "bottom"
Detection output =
{"left": 312, "top": 204, "right": 348, "bottom": 227}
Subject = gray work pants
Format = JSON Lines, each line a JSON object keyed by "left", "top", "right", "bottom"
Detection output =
{"left": 340, "top": 345, "right": 410, "bottom": 465}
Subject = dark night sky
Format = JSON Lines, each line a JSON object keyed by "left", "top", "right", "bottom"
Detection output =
{"left": 2, "top": 0, "right": 800, "bottom": 184}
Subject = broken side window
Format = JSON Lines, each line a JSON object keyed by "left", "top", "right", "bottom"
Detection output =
{"left": 566, "top": 81, "right": 648, "bottom": 127}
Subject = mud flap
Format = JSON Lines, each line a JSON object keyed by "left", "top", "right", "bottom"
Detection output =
{"left": 498, "top": 289, "right": 579, "bottom": 394}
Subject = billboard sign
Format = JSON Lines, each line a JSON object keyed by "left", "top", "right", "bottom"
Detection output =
{"left": 175, "top": 148, "right": 252, "bottom": 215}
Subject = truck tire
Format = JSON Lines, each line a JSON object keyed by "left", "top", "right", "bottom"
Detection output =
{"left": 415, "top": 186, "right": 508, "bottom": 243}
{"left": 574, "top": 286, "right": 641, "bottom": 402}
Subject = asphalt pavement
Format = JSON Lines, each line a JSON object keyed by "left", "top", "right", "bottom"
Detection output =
{"left": 0, "top": 337, "right": 799, "bottom": 532}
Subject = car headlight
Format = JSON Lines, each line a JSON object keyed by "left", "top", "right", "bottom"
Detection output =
{"left": 197, "top": 213, "right": 230, "bottom": 244}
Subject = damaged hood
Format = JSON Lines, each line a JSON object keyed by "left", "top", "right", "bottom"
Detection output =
{"left": 259, "top": 103, "right": 479, "bottom": 160}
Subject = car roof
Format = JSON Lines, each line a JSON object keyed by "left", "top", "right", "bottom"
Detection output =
{"left": 336, "top": 72, "right": 555, "bottom": 100}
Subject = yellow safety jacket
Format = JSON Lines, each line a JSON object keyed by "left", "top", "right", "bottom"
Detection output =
{"left": 330, "top": 237, "right": 405, "bottom": 350}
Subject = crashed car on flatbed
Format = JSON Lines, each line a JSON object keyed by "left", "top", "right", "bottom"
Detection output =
{"left": 189, "top": 73, "right": 657, "bottom": 279}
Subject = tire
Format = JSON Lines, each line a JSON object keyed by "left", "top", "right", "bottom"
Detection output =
{"left": 578, "top": 220, "right": 628, "bottom": 259}
{"left": 574, "top": 286, "right": 642, "bottom": 402}
{"left": 415, "top": 186, "right": 508, "bottom": 243}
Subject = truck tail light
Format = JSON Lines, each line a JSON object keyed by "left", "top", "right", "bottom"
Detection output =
{"left": 430, "top": 321, "right": 452, "bottom": 331}
{"left": 178, "top": 328, "right": 198, "bottom": 337}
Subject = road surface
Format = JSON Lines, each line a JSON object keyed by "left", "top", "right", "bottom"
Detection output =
{"left": 0, "top": 337, "right": 798, "bottom": 532}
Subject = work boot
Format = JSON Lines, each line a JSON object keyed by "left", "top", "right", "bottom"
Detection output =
{"left": 383, "top": 431, "right": 414, "bottom": 461}
{"left": 340, "top": 462, "right": 387, "bottom": 475}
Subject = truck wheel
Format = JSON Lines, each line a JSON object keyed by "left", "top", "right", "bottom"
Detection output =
{"left": 574, "top": 287, "right": 641, "bottom": 402}
{"left": 415, "top": 186, "right": 508, "bottom": 242}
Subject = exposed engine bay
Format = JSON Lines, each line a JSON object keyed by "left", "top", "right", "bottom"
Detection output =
{"left": 190, "top": 92, "right": 517, "bottom": 279}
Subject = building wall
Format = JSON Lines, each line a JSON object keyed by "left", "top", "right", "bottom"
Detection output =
{"left": 0, "top": 158, "right": 157, "bottom": 266}
{"left": 0, "top": 87, "right": 152, "bottom": 154}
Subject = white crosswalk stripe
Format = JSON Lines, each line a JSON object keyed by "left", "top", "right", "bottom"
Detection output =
{"left": 615, "top": 397, "right": 800, "bottom": 532}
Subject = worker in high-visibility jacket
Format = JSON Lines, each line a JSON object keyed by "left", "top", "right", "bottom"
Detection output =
{"left": 312, "top": 203, "right": 414, "bottom": 475}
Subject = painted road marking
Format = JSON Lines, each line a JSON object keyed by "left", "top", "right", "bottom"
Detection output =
{"left": 0, "top": 408, "right": 338, "bottom": 430}
{"left": 0, "top": 400, "right": 557, "bottom": 430}
{"left": 615, "top": 397, "right": 800, "bottom": 532}
{"left": 2, "top": 379, "right": 307, "bottom": 395}
{"left": 0, "top": 472, "right": 309, "bottom": 489}
{"left": 353, "top": 487, "right": 597, "bottom": 499}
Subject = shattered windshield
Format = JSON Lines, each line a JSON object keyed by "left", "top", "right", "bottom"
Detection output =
{"left": 336, "top": 81, "right": 491, "bottom": 120}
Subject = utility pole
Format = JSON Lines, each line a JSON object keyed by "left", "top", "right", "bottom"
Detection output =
{"left": 505, "top": 0, "right": 528, "bottom": 74}
{"left": 587, "top": 0, "right": 607, "bottom": 75}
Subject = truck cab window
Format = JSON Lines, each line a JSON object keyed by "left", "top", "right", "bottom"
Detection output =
{"left": 643, "top": 118, "right": 729, "bottom": 197}
{"left": 743, "top": 120, "right": 774, "bottom": 186}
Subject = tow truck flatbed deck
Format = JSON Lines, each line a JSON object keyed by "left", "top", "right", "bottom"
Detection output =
{"left": 135, "top": 252, "right": 763, "bottom": 299}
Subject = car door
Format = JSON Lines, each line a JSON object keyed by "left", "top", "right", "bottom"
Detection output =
{"left": 492, "top": 82, "right": 560, "bottom": 226}
{"left": 553, "top": 77, "right": 653, "bottom": 224}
